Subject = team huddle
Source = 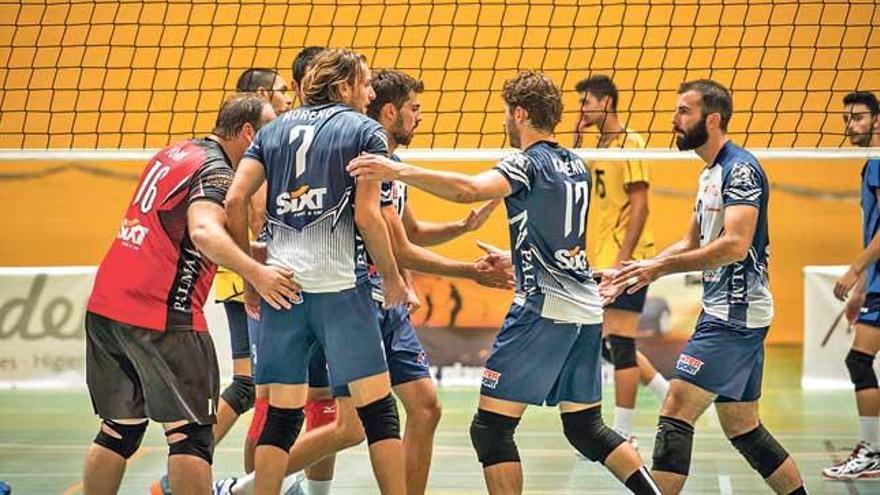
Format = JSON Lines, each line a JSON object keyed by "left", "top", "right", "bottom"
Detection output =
{"left": 78, "top": 46, "right": 880, "bottom": 495}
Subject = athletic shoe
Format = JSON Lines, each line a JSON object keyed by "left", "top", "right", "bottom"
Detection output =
{"left": 213, "top": 476, "right": 239, "bottom": 495}
{"left": 149, "top": 475, "right": 171, "bottom": 495}
{"left": 822, "top": 441, "right": 880, "bottom": 480}
{"left": 627, "top": 435, "right": 640, "bottom": 452}
{"left": 283, "top": 473, "right": 306, "bottom": 495}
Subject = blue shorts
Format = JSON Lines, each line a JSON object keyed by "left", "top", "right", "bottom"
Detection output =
{"left": 856, "top": 293, "right": 880, "bottom": 328}
{"left": 674, "top": 312, "right": 769, "bottom": 402}
{"left": 254, "top": 283, "right": 387, "bottom": 387}
{"left": 480, "top": 297, "right": 603, "bottom": 406}
{"left": 249, "top": 306, "right": 330, "bottom": 388}
{"left": 223, "top": 301, "right": 251, "bottom": 360}
{"left": 333, "top": 303, "right": 431, "bottom": 397}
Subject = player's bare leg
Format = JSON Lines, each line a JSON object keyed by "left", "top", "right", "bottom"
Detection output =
{"left": 558, "top": 401, "right": 660, "bottom": 493}
{"left": 348, "top": 372, "right": 406, "bottom": 495}
{"left": 716, "top": 401, "right": 805, "bottom": 493}
{"left": 244, "top": 386, "right": 269, "bottom": 473}
{"left": 604, "top": 309, "right": 643, "bottom": 440}
{"left": 824, "top": 323, "right": 880, "bottom": 480}
{"left": 474, "top": 395, "right": 527, "bottom": 495}
{"left": 255, "top": 383, "right": 307, "bottom": 495}
{"left": 637, "top": 352, "right": 669, "bottom": 400}
{"left": 650, "top": 379, "right": 714, "bottom": 494}
{"left": 163, "top": 420, "right": 212, "bottom": 495}
{"left": 301, "top": 387, "right": 339, "bottom": 490}
{"left": 394, "top": 377, "right": 442, "bottom": 495}
{"left": 286, "top": 397, "right": 364, "bottom": 474}
{"left": 215, "top": 356, "right": 254, "bottom": 445}
{"left": 83, "top": 418, "right": 148, "bottom": 495}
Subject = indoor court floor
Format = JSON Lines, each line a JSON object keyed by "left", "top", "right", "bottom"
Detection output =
{"left": 0, "top": 346, "right": 876, "bottom": 494}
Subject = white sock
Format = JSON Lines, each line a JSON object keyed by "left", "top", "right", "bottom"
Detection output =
{"left": 646, "top": 373, "right": 669, "bottom": 401}
{"left": 613, "top": 406, "right": 635, "bottom": 438}
{"left": 303, "top": 479, "right": 332, "bottom": 495}
{"left": 859, "top": 416, "right": 880, "bottom": 450}
{"left": 230, "top": 472, "right": 255, "bottom": 495}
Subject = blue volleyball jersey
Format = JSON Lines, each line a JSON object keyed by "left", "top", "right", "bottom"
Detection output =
{"left": 493, "top": 141, "right": 603, "bottom": 325}
{"left": 694, "top": 141, "right": 773, "bottom": 328}
{"left": 244, "top": 103, "right": 389, "bottom": 293}
{"left": 861, "top": 159, "right": 880, "bottom": 295}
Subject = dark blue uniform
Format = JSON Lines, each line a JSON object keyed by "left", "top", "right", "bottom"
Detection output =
{"left": 485, "top": 141, "right": 605, "bottom": 406}
{"left": 244, "top": 103, "right": 390, "bottom": 387}
{"left": 675, "top": 141, "right": 773, "bottom": 402}
{"left": 857, "top": 159, "right": 880, "bottom": 327}
{"left": 333, "top": 157, "right": 431, "bottom": 397}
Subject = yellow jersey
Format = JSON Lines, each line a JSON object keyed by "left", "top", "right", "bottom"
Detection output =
{"left": 590, "top": 129, "right": 656, "bottom": 269}
{"left": 214, "top": 266, "right": 245, "bottom": 303}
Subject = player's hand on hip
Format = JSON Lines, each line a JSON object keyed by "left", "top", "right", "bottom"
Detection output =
{"left": 252, "top": 265, "right": 301, "bottom": 310}
{"left": 465, "top": 199, "right": 502, "bottom": 232}
{"left": 347, "top": 153, "right": 403, "bottom": 182}
{"left": 834, "top": 267, "right": 860, "bottom": 301}
{"left": 244, "top": 282, "right": 261, "bottom": 320}
{"left": 383, "top": 275, "right": 409, "bottom": 309}
{"left": 845, "top": 291, "right": 866, "bottom": 325}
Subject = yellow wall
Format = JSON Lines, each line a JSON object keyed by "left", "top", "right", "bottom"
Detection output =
{"left": 0, "top": 157, "right": 865, "bottom": 344}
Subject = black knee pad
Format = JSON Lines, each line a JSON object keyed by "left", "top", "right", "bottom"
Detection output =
{"left": 729, "top": 424, "right": 789, "bottom": 479}
{"left": 601, "top": 337, "right": 613, "bottom": 363}
{"left": 607, "top": 335, "right": 638, "bottom": 370}
{"left": 651, "top": 416, "right": 695, "bottom": 476}
{"left": 166, "top": 422, "right": 214, "bottom": 464}
{"left": 845, "top": 350, "right": 877, "bottom": 391}
{"left": 221, "top": 374, "right": 255, "bottom": 415}
{"left": 356, "top": 393, "right": 400, "bottom": 445}
{"left": 94, "top": 419, "right": 148, "bottom": 459}
{"left": 470, "top": 408, "right": 521, "bottom": 467}
{"left": 561, "top": 407, "right": 625, "bottom": 463}
{"left": 257, "top": 405, "right": 304, "bottom": 452}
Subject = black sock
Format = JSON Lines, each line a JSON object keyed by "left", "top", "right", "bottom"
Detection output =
{"left": 787, "top": 487, "right": 807, "bottom": 495}
{"left": 624, "top": 466, "right": 662, "bottom": 494}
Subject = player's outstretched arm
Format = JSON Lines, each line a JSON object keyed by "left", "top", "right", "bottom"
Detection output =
{"left": 615, "top": 182, "right": 650, "bottom": 266}
{"left": 403, "top": 199, "right": 502, "bottom": 247}
{"left": 612, "top": 204, "right": 758, "bottom": 294}
{"left": 355, "top": 177, "right": 408, "bottom": 308}
{"left": 348, "top": 154, "right": 511, "bottom": 203}
{"left": 384, "top": 206, "right": 513, "bottom": 289}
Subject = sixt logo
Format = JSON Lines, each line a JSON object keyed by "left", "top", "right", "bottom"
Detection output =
{"left": 117, "top": 218, "right": 149, "bottom": 247}
{"left": 554, "top": 245, "right": 589, "bottom": 271}
{"left": 676, "top": 354, "right": 704, "bottom": 376}
{"left": 276, "top": 185, "right": 327, "bottom": 215}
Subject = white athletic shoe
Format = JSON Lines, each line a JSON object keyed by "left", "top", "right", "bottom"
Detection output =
{"left": 212, "top": 476, "right": 238, "bottom": 495}
{"left": 282, "top": 473, "right": 306, "bottom": 495}
{"left": 822, "top": 441, "right": 880, "bottom": 480}
{"left": 627, "top": 435, "right": 640, "bottom": 453}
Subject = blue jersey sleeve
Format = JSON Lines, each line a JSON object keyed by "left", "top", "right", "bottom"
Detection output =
{"left": 722, "top": 161, "right": 764, "bottom": 208}
{"left": 866, "top": 160, "right": 880, "bottom": 191}
{"left": 493, "top": 152, "right": 534, "bottom": 195}
{"left": 243, "top": 127, "right": 267, "bottom": 165}
{"left": 360, "top": 120, "right": 389, "bottom": 157}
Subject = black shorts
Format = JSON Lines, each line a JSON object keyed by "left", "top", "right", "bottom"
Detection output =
{"left": 223, "top": 301, "right": 251, "bottom": 360}
{"left": 607, "top": 285, "right": 648, "bottom": 313}
{"left": 85, "top": 312, "right": 219, "bottom": 425}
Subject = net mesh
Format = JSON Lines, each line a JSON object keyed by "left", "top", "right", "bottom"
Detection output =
{"left": 1, "top": 0, "right": 878, "bottom": 149}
